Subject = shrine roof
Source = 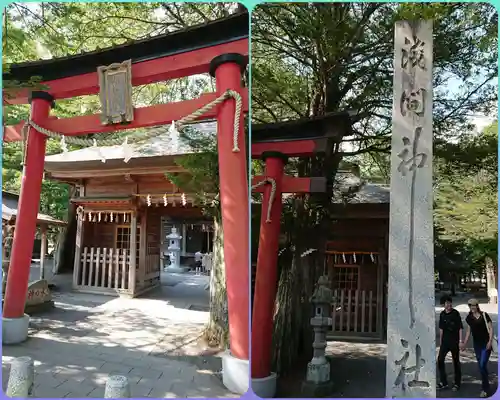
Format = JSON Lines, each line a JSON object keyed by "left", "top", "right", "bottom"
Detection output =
{"left": 2, "top": 191, "right": 67, "bottom": 226}
{"left": 44, "top": 121, "right": 216, "bottom": 173}
{"left": 251, "top": 111, "right": 362, "bottom": 143}
{"left": 4, "top": 11, "right": 248, "bottom": 83}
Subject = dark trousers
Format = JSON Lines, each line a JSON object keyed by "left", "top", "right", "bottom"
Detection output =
{"left": 437, "top": 342, "right": 461, "bottom": 386}
{"left": 473, "top": 343, "right": 491, "bottom": 392}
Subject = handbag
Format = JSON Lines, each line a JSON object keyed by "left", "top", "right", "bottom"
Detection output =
{"left": 482, "top": 312, "right": 498, "bottom": 352}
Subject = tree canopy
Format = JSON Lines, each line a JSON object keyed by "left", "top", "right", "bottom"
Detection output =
{"left": 252, "top": 3, "right": 497, "bottom": 146}
{"left": 434, "top": 120, "right": 498, "bottom": 275}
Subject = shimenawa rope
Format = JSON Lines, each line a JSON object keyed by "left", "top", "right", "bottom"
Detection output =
{"left": 251, "top": 177, "right": 276, "bottom": 223}
{"left": 21, "top": 89, "right": 242, "bottom": 164}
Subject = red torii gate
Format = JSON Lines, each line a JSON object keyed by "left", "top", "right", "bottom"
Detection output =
{"left": 3, "top": 13, "right": 250, "bottom": 393}
{"left": 249, "top": 113, "right": 355, "bottom": 396}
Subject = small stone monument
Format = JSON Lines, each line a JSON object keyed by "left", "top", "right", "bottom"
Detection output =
{"left": 302, "top": 275, "right": 334, "bottom": 397}
{"left": 165, "top": 227, "right": 188, "bottom": 273}
{"left": 25, "top": 279, "right": 54, "bottom": 314}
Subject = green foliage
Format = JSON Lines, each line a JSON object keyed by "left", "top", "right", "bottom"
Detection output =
{"left": 252, "top": 3, "right": 497, "bottom": 144}
{"left": 165, "top": 127, "right": 220, "bottom": 217}
{"left": 434, "top": 121, "right": 498, "bottom": 273}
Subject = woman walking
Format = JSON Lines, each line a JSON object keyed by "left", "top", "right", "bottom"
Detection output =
{"left": 461, "top": 298, "right": 494, "bottom": 397}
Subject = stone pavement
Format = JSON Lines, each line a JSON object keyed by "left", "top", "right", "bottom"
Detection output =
{"left": 277, "top": 298, "right": 498, "bottom": 398}
{"left": 2, "top": 272, "right": 234, "bottom": 398}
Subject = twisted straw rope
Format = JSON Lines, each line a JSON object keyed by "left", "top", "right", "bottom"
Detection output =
{"left": 22, "top": 89, "right": 242, "bottom": 162}
{"left": 251, "top": 177, "right": 277, "bottom": 223}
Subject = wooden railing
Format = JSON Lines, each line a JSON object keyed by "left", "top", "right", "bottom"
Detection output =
{"left": 76, "top": 247, "right": 131, "bottom": 291}
{"left": 331, "top": 289, "right": 378, "bottom": 335}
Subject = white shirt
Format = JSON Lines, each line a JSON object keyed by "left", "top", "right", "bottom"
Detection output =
{"left": 195, "top": 252, "right": 203, "bottom": 262}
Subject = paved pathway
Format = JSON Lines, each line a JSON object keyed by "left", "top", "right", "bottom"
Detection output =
{"left": 277, "top": 297, "right": 498, "bottom": 398}
{"left": 2, "top": 272, "right": 233, "bottom": 398}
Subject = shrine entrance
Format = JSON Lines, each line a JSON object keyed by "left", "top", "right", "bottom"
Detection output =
{"left": 3, "top": 13, "right": 250, "bottom": 394}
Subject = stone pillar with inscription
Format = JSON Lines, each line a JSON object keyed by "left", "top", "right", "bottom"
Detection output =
{"left": 386, "top": 21, "right": 435, "bottom": 398}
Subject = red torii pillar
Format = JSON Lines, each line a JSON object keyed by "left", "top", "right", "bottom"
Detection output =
{"left": 210, "top": 53, "right": 250, "bottom": 394}
{"left": 250, "top": 150, "right": 326, "bottom": 396}
{"left": 3, "top": 92, "right": 53, "bottom": 344}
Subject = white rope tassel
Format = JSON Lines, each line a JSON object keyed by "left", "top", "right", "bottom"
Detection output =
{"left": 60, "top": 135, "right": 68, "bottom": 154}
{"left": 122, "top": 137, "right": 133, "bottom": 163}
{"left": 169, "top": 121, "right": 180, "bottom": 153}
{"left": 163, "top": 194, "right": 168, "bottom": 207}
{"left": 91, "top": 139, "right": 106, "bottom": 163}
{"left": 146, "top": 194, "right": 151, "bottom": 207}
{"left": 370, "top": 252, "right": 375, "bottom": 263}
{"left": 353, "top": 252, "right": 357, "bottom": 263}
{"left": 251, "top": 177, "right": 277, "bottom": 223}
{"left": 342, "top": 252, "right": 346, "bottom": 263}
{"left": 181, "top": 193, "right": 187, "bottom": 206}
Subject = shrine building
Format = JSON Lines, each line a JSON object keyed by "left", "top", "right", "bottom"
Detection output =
{"left": 43, "top": 122, "right": 216, "bottom": 297}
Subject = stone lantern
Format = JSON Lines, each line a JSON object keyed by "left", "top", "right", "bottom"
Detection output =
{"left": 302, "top": 275, "right": 334, "bottom": 397}
{"left": 165, "top": 227, "right": 184, "bottom": 272}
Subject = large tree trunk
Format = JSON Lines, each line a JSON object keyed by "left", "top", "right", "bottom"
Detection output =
{"left": 56, "top": 188, "right": 77, "bottom": 274}
{"left": 204, "top": 215, "right": 229, "bottom": 348}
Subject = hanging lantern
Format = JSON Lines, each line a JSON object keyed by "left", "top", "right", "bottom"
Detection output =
{"left": 181, "top": 193, "right": 187, "bottom": 206}
{"left": 147, "top": 194, "right": 151, "bottom": 207}
{"left": 163, "top": 194, "right": 168, "bottom": 207}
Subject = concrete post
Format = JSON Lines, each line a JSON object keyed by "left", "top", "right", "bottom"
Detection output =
{"left": 104, "top": 375, "right": 130, "bottom": 398}
{"left": 6, "top": 356, "right": 35, "bottom": 397}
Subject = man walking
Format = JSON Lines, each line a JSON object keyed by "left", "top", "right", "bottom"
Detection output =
{"left": 437, "top": 295, "right": 463, "bottom": 391}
